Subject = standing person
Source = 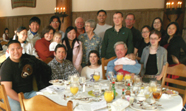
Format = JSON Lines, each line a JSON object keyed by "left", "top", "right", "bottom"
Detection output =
{"left": 162, "top": 22, "right": 186, "bottom": 65}
{"left": 49, "top": 15, "right": 65, "bottom": 39}
{"left": 94, "top": 10, "right": 112, "bottom": 39}
{"left": 75, "top": 17, "right": 85, "bottom": 38}
{"left": 81, "top": 50, "right": 102, "bottom": 79}
{"left": 49, "top": 32, "right": 62, "bottom": 51}
{"left": 27, "top": 16, "right": 41, "bottom": 46}
{"left": 134, "top": 25, "right": 151, "bottom": 60}
{"left": 35, "top": 26, "right": 55, "bottom": 61}
{"left": 62, "top": 26, "right": 83, "bottom": 73}
{"left": 0, "top": 40, "right": 37, "bottom": 111}
{"left": 2, "top": 28, "right": 9, "bottom": 42}
{"left": 140, "top": 30, "right": 167, "bottom": 83}
{"left": 79, "top": 19, "right": 102, "bottom": 67}
{"left": 101, "top": 11, "right": 133, "bottom": 59}
{"left": 151, "top": 17, "right": 166, "bottom": 45}
{"left": 48, "top": 44, "right": 78, "bottom": 80}
{"left": 125, "top": 13, "right": 142, "bottom": 49}
{"left": 7, "top": 26, "right": 38, "bottom": 58}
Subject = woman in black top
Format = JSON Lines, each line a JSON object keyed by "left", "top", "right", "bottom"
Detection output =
{"left": 151, "top": 17, "right": 166, "bottom": 45}
{"left": 162, "top": 22, "right": 186, "bottom": 65}
{"left": 134, "top": 25, "right": 151, "bottom": 60}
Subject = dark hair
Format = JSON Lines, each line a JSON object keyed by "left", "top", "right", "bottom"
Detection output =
{"left": 41, "top": 26, "right": 55, "bottom": 38}
{"left": 114, "top": 11, "right": 123, "bottom": 17}
{"left": 141, "top": 25, "right": 151, "bottom": 32}
{"left": 166, "top": 22, "right": 179, "bottom": 36}
{"left": 15, "top": 26, "right": 27, "bottom": 40}
{"left": 62, "top": 26, "right": 79, "bottom": 51}
{"left": 87, "top": 50, "right": 101, "bottom": 66}
{"left": 29, "top": 16, "right": 41, "bottom": 25}
{"left": 49, "top": 15, "right": 61, "bottom": 31}
{"left": 97, "top": 10, "right": 107, "bottom": 15}
{"left": 4, "top": 28, "right": 9, "bottom": 33}
{"left": 150, "top": 30, "right": 161, "bottom": 39}
{"left": 151, "top": 17, "right": 163, "bottom": 31}
{"left": 125, "top": 13, "right": 135, "bottom": 20}
{"left": 7, "top": 40, "right": 21, "bottom": 48}
{"left": 54, "top": 44, "right": 67, "bottom": 53}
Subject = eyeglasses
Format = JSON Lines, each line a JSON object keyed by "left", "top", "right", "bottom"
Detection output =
{"left": 153, "top": 22, "right": 161, "bottom": 24}
{"left": 52, "top": 21, "right": 59, "bottom": 24}
{"left": 142, "top": 31, "right": 150, "bottom": 33}
{"left": 150, "top": 38, "right": 159, "bottom": 40}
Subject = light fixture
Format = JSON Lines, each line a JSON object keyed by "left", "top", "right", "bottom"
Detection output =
{"left": 54, "top": 7, "right": 68, "bottom": 23}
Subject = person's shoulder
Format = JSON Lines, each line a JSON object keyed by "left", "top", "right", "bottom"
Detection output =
{"left": 108, "top": 58, "right": 117, "bottom": 64}
{"left": 64, "top": 59, "right": 73, "bottom": 64}
{"left": 105, "top": 27, "right": 113, "bottom": 32}
{"left": 158, "top": 46, "right": 167, "bottom": 52}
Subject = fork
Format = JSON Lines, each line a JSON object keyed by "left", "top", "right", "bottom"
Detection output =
{"left": 73, "top": 102, "right": 79, "bottom": 110}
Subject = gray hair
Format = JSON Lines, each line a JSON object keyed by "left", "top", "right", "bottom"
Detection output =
{"left": 85, "top": 19, "right": 96, "bottom": 30}
{"left": 75, "top": 17, "right": 84, "bottom": 24}
{"left": 114, "top": 41, "right": 127, "bottom": 50}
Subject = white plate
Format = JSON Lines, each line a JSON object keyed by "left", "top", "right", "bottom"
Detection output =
{"left": 49, "top": 79, "right": 63, "bottom": 85}
{"left": 130, "top": 104, "right": 158, "bottom": 111}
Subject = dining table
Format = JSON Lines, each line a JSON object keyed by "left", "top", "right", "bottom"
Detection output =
{"left": 37, "top": 80, "right": 183, "bottom": 111}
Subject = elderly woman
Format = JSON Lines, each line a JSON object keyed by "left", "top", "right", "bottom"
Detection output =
{"left": 140, "top": 30, "right": 167, "bottom": 83}
{"left": 35, "top": 26, "right": 55, "bottom": 61}
{"left": 78, "top": 19, "right": 102, "bottom": 67}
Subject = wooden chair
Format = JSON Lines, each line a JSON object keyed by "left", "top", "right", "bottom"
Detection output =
{"left": 161, "top": 64, "right": 186, "bottom": 106}
{"left": 0, "top": 84, "right": 11, "bottom": 111}
{"left": 18, "top": 92, "right": 73, "bottom": 111}
{"left": 101, "top": 56, "right": 116, "bottom": 79}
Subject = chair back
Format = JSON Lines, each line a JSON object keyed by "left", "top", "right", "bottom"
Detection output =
{"left": 161, "top": 64, "right": 186, "bottom": 106}
{"left": 101, "top": 56, "right": 116, "bottom": 79}
{"left": 18, "top": 92, "right": 73, "bottom": 111}
{"left": 0, "top": 84, "right": 11, "bottom": 111}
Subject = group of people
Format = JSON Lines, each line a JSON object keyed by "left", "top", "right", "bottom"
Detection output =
{"left": 1, "top": 9, "right": 186, "bottom": 111}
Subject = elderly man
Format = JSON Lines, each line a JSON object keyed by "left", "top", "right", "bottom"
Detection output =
{"left": 75, "top": 17, "right": 85, "bottom": 38}
{"left": 94, "top": 10, "right": 112, "bottom": 39}
{"left": 101, "top": 11, "right": 133, "bottom": 59}
{"left": 48, "top": 44, "right": 78, "bottom": 80}
{"left": 107, "top": 41, "right": 141, "bottom": 76}
{"left": 49, "top": 15, "right": 65, "bottom": 39}
{"left": 0, "top": 40, "right": 37, "bottom": 111}
{"left": 125, "top": 13, "right": 142, "bottom": 49}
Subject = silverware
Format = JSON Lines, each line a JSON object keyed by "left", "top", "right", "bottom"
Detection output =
{"left": 73, "top": 102, "right": 79, "bottom": 110}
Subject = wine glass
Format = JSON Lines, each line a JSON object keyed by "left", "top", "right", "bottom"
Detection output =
{"left": 93, "top": 84, "right": 101, "bottom": 101}
{"left": 70, "top": 82, "right": 79, "bottom": 98}
{"left": 124, "top": 74, "right": 132, "bottom": 81}
{"left": 116, "top": 72, "right": 124, "bottom": 82}
{"left": 79, "top": 77, "right": 86, "bottom": 92}
{"left": 149, "top": 80, "right": 157, "bottom": 93}
{"left": 93, "top": 71, "right": 100, "bottom": 82}
{"left": 152, "top": 86, "right": 162, "bottom": 101}
{"left": 107, "top": 71, "right": 114, "bottom": 82}
{"left": 104, "top": 90, "right": 114, "bottom": 103}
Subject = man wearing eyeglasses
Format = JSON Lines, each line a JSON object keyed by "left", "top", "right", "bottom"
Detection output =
{"left": 125, "top": 13, "right": 142, "bottom": 50}
{"left": 49, "top": 15, "right": 65, "bottom": 39}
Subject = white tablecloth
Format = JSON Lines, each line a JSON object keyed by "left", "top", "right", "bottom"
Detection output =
{"left": 37, "top": 80, "right": 183, "bottom": 111}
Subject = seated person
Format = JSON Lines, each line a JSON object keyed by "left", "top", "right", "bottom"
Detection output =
{"left": 81, "top": 50, "right": 102, "bottom": 79}
{"left": 0, "top": 40, "right": 36, "bottom": 111}
{"left": 48, "top": 44, "right": 79, "bottom": 80}
{"left": 107, "top": 41, "right": 141, "bottom": 78}
{"left": 115, "top": 53, "right": 136, "bottom": 76}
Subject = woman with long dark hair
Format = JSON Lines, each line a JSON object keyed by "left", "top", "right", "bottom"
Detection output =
{"left": 81, "top": 50, "right": 102, "bottom": 79}
{"left": 62, "top": 26, "right": 83, "bottom": 73}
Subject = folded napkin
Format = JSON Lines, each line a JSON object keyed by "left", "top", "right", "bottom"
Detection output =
{"left": 91, "top": 100, "right": 108, "bottom": 111}
{"left": 111, "top": 99, "right": 129, "bottom": 111}
{"left": 46, "top": 87, "right": 57, "bottom": 94}
{"left": 114, "top": 57, "right": 136, "bottom": 65}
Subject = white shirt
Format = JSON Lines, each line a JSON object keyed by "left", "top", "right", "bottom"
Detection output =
{"left": 49, "top": 42, "right": 58, "bottom": 51}
{"left": 94, "top": 23, "right": 112, "bottom": 39}
{"left": 6, "top": 41, "right": 38, "bottom": 58}
{"left": 81, "top": 65, "right": 102, "bottom": 79}
{"left": 2, "top": 33, "right": 9, "bottom": 42}
{"left": 27, "top": 30, "right": 41, "bottom": 46}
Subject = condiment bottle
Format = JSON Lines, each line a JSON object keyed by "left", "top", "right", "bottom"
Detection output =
{"left": 112, "top": 82, "right": 116, "bottom": 99}
{"left": 122, "top": 89, "right": 125, "bottom": 99}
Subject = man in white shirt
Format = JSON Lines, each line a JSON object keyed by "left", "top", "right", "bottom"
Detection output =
{"left": 49, "top": 15, "right": 65, "bottom": 39}
{"left": 27, "top": 17, "right": 41, "bottom": 46}
{"left": 94, "top": 10, "right": 112, "bottom": 39}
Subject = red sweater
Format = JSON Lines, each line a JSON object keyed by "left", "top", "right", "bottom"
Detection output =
{"left": 35, "top": 38, "right": 54, "bottom": 61}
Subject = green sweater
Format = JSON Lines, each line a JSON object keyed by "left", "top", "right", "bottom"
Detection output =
{"left": 101, "top": 26, "right": 133, "bottom": 59}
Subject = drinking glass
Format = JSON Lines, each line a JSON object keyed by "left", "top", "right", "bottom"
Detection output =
{"left": 70, "top": 83, "right": 79, "bottom": 98}
{"left": 104, "top": 90, "right": 114, "bottom": 103}
{"left": 152, "top": 86, "right": 162, "bottom": 101}
{"left": 93, "top": 84, "right": 101, "bottom": 101}
{"left": 116, "top": 72, "right": 124, "bottom": 82}
{"left": 79, "top": 77, "right": 86, "bottom": 92}
{"left": 124, "top": 74, "right": 131, "bottom": 81}
{"left": 93, "top": 71, "right": 100, "bottom": 82}
{"left": 107, "top": 71, "right": 114, "bottom": 82}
